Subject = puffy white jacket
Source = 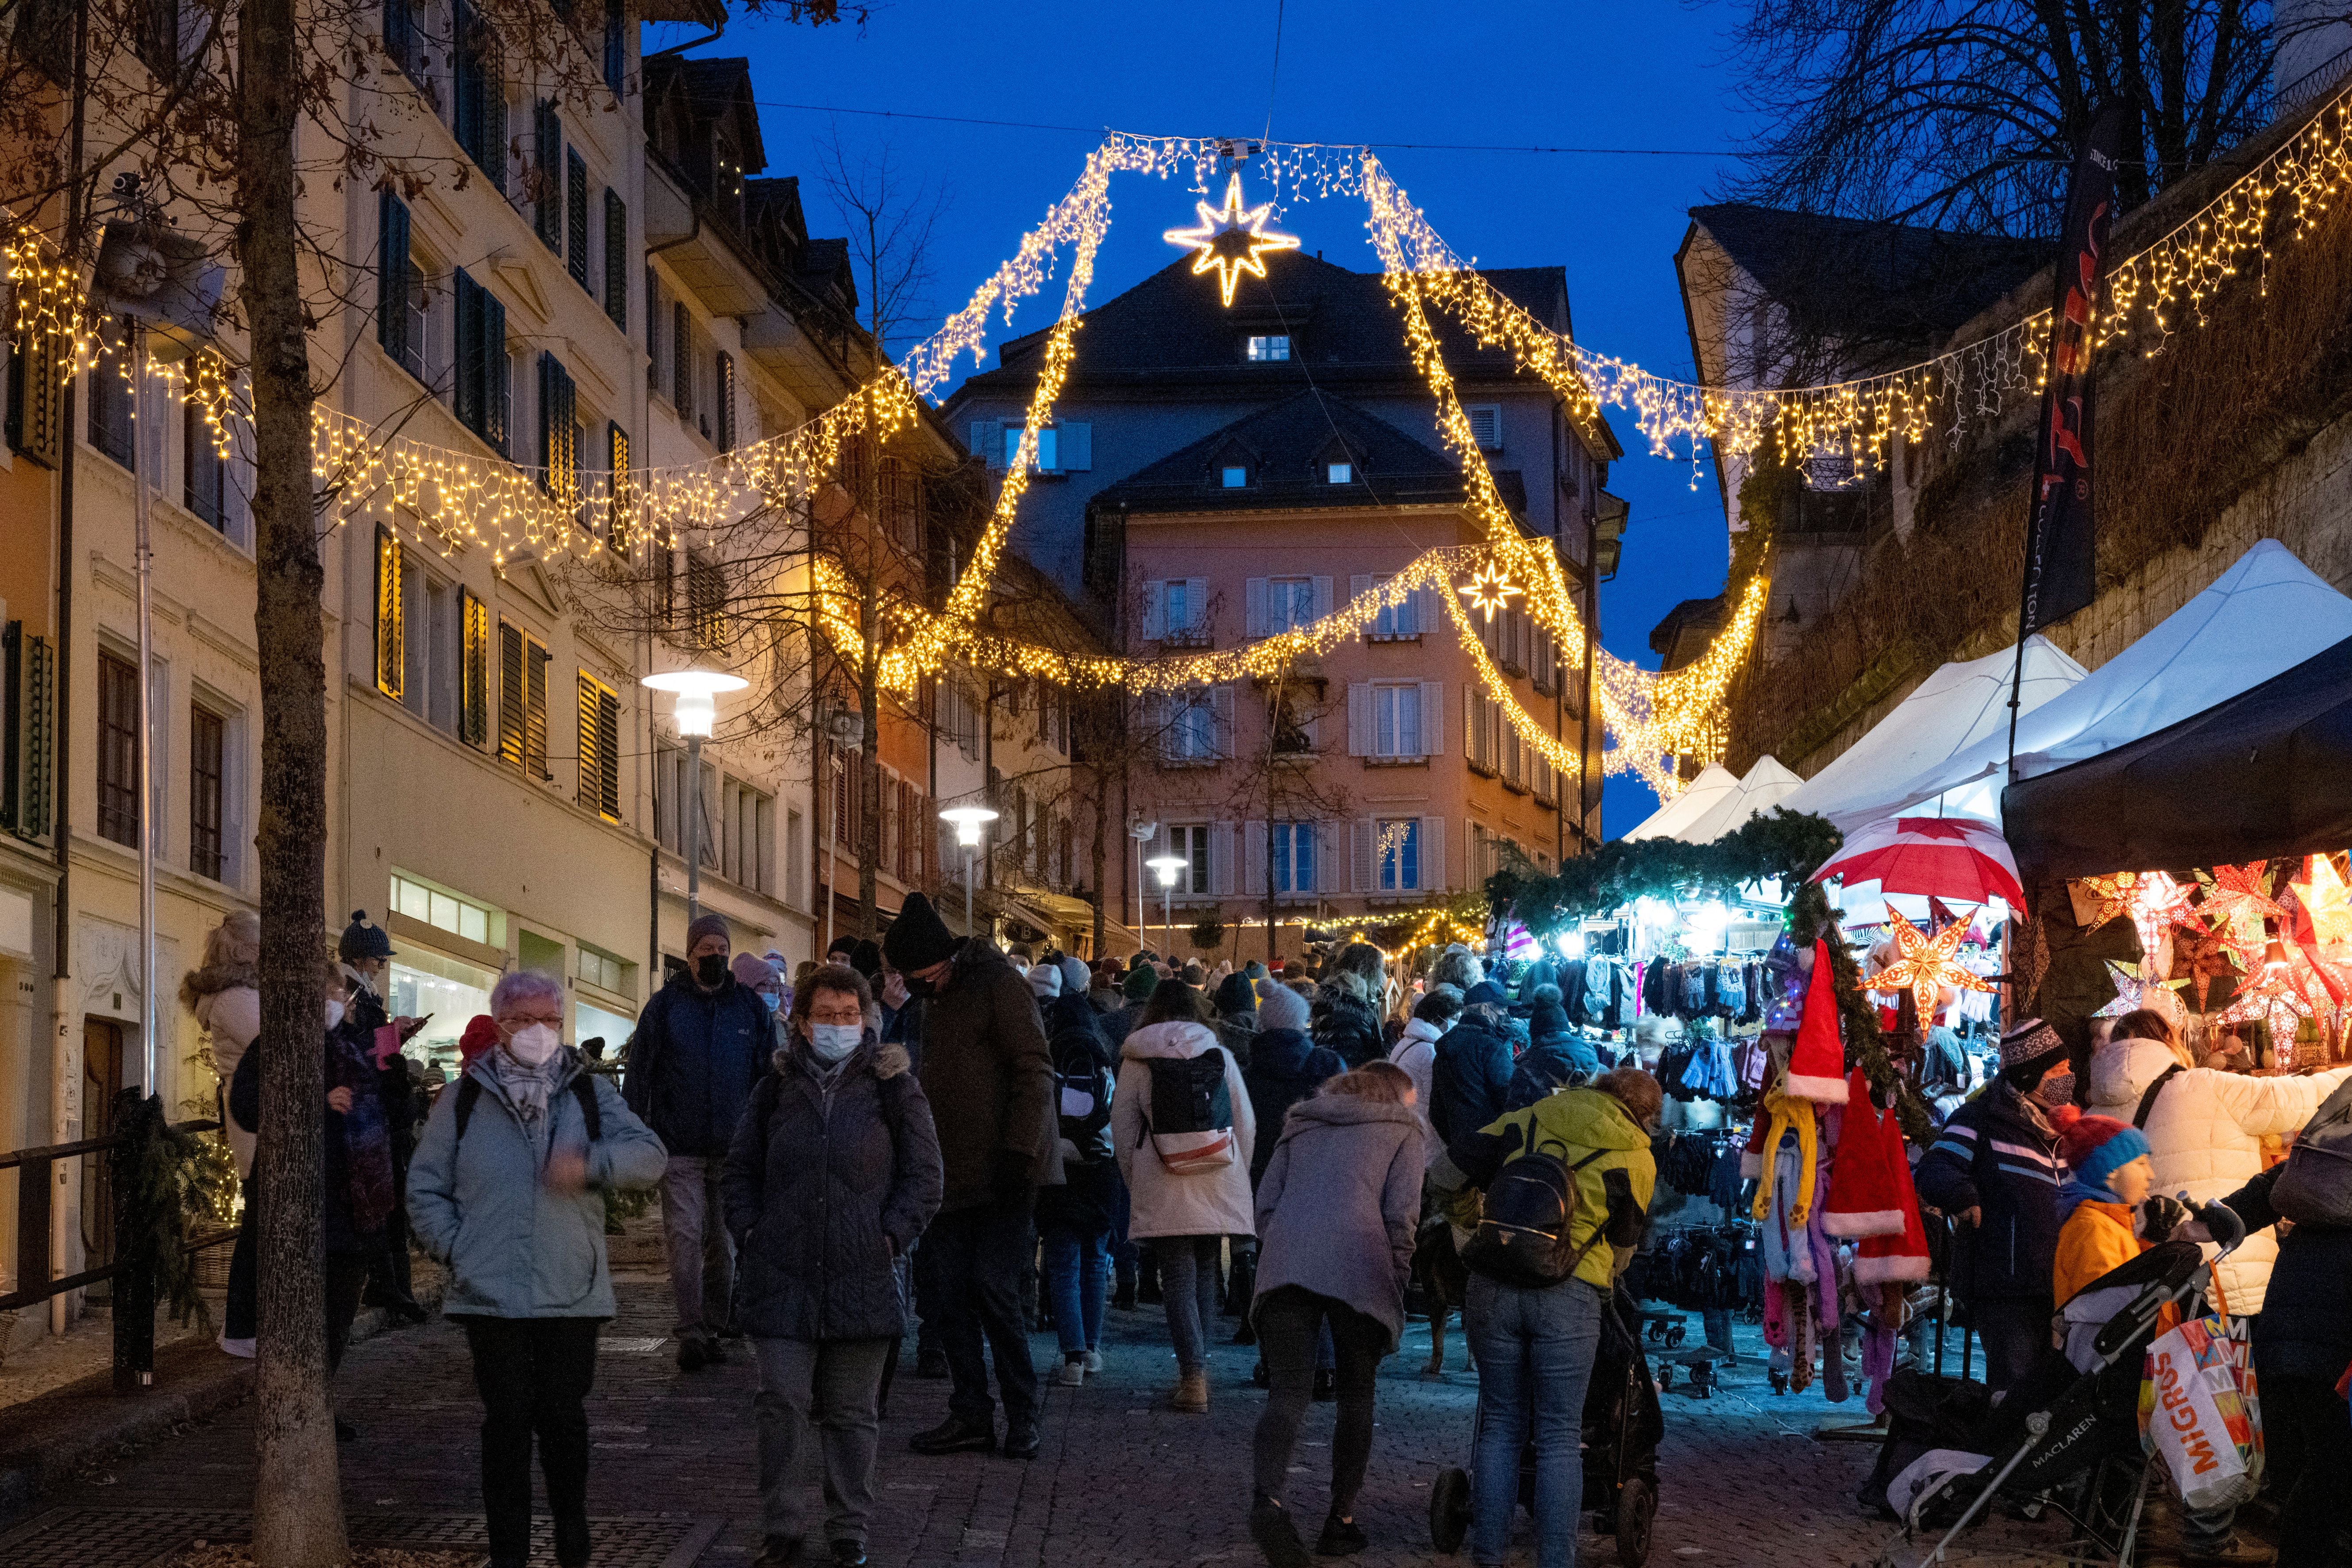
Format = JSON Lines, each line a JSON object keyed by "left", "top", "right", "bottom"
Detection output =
{"left": 193, "top": 985, "right": 262, "bottom": 1178}
{"left": 2086, "top": 1037, "right": 2352, "bottom": 1312}
{"left": 1113, "top": 1021, "right": 1259, "bottom": 1240}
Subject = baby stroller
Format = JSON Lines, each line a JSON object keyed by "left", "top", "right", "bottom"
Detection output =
{"left": 1429, "top": 1282, "right": 1664, "bottom": 1567}
{"left": 1868, "top": 1199, "right": 2249, "bottom": 1568}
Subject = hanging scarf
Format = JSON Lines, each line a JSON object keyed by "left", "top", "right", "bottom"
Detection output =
{"left": 487, "top": 1042, "right": 564, "bottom": 1132}
{"left": 2056, "top": 1175, "right": 2117, "bottom": 1226}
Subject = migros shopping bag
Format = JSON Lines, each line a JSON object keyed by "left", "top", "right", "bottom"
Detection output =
{"left": 2139, "top": 1315, "right": 2264, "bottom": 1513}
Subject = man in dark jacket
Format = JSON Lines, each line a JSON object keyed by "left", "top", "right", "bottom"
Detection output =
{"left": 622, "top": 911, "right": 770, "bottom": 1371}
{"left": 886, "top": 893, "right": 1055, "bottom": 1460}
{"left": 1913, "top": 1017, "right": 2072, "bottom": 1396}
{"left": 1505, "top": 983, "right": 1600, "bottom": 1110}
{"left": 1212, "top": 971, "right": 1260, "bottom": 1070}
{"left": 1310, "top": 975, "right": 1385, "bottom": 1068}
{"left": 1431, "top": 980, "right": 1518, "bottom": 1147}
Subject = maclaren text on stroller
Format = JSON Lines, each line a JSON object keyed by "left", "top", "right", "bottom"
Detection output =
{"left": 1872, "top": 1196, "right": 2252, "bottom": 1568}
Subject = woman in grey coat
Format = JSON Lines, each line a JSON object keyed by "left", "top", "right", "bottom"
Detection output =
{"left": 408, "top": 969, "right": 666, "bottom": 1568}
{"left": 723, "top": 963, "right": 944, "bottom": 1568}
{"left": 1246, "top": 1062, "right": 1424, "bottom": 1567}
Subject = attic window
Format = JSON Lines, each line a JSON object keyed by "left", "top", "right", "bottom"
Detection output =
{"left": 1466, "top": 404, "right": 1502, "bottom": 451}
{"left": 1246, "top": 334, "right": 1290, "bottom": 362}
{"left": 1326, "top": 462, "right": 1351, "bottom": 484}
{"left": 1221, "top": 465, "right": 1248, "bottom": 489}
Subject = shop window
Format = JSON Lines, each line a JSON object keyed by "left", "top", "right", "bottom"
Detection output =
{"left": 391, "top": 870, "right": 496, "bottom": 945}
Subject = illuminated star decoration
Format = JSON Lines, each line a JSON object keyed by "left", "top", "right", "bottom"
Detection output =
{"left": 2198, "top": 861, "right": 2282, "bottom": 968}
{"left": 2292, "top": 855, "right": 2352, "bottom": 947}
{"left": 1161, "top": 173, "right": 1302, "bottom": 308}
{"left": 2075, "top": 872, "right": 2142, "bottom": 933}
{"left": 2092, "top": 959, "right": 2192, "bottom": 1027}
{"left": 1868, "top": 912, "right": 1996, "bottom": 1023}
{"left": 1458, "top": 562, "right": 1524, "bottom": 623}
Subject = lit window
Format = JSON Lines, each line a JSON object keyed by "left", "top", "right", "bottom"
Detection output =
{"left": 391, "top": 872, "right": 494, "bottom": 945}
{"left": 1376, "top": 818, "right": 1420, "bottom": 892}
{"left": 1221, "top": 466, "right": 1248, "bottom": 488}
{"left": 1004, "top": 425, "right": 1059, "bottom": 471}
{"left": 1246, "top": 335, "right": 1290, "bottom": 362}
{"left": 1273, "top": 822, "right": 1315, "bottom": 894}
{"left": 1371, "top": 577, "right": 1419, "bottom": 639}
{"left": 1266, "top": 576, "right": 1313, "bottom": 635}
{"left": 1327, "top": 462, "right": 1351, "bottom": 483}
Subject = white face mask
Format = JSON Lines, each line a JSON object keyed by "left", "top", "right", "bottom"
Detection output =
{"left": 808, "top": 1023, "right": 862, "bottom": 1063}
{"left": 507, "top": 1023, "right": 562, "bottom": 1066}
{"left": 324, "top": 1000, "right": 345, "bottom": 1029}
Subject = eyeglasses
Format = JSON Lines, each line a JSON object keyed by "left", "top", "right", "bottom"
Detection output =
{"left": 805, "top": 1005, "right": 864, "bottom": 1025}
{"left": 497, "top": 1013, "right": 564, "bottom": 1029}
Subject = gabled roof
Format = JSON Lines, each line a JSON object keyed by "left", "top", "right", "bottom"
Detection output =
{"left": 643, "top": 56, "right": 769, "bottom": 179}
{"left": 1089, "top": 389, "right": 1525, "bottom": 515}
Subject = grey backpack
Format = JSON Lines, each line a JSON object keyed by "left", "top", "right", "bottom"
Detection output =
{"left": 2271, "top": 1074, "right": 2352, "bottom": 1226}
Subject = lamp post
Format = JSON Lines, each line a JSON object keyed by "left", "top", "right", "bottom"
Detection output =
{"left": 939, "top": 805, "right": 1000, "bottom": 934}
{"left": 1128, "top": 820, "right": 1158, "bottom": 955}
{"left": 641, "top": 668, "right": 749, "bottom": 926}
{"left": 1147, "top": 853, "right": 1188, "bottom": 959}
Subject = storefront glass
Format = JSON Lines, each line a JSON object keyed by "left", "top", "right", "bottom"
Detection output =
{"left": 390, "top": 949, "right": 497, "bottom": 1080}
{"left": 576, "top": 1000, "right": 637, "bottom": 1068}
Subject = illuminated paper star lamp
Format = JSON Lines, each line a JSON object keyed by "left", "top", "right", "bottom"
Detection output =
{"left": 1457, "top": 562, "right": 1524, "bottom": 623}
{"left": 2292, "top": 855, "right": 2352, "bottom": 947}
{"left": 2075, "top": 872, "right": 2141, "bottom": 933}
{"left": 1867, "top": 912, "right": 1995, "bottom": 1022}
{"left": 1162, "top": 173, "right": 1301, "bottom": 308}
{"left": 2092, "top": 959, "right": 2191, "bottom": 1028}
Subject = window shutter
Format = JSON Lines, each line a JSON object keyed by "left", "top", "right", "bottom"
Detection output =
{"left": 1351, "top": 818, "right": 1373, "bottom": 893}
{"left": 453, "top": 0, "right": 481, "bottom": 160}
{"left": 645, "top": 268, "right": 662, "bottom": 382}
{"left": 525, "top": 639, "right": 550, "bottom": 778}
{"left": 1464, "top": 684, "right": 1478, "bottom": 763}
{"left": 534, "top": 101, "right": 562, "bottom": 247}
{"left": 373, "top": 525, "right": 403, "bottom": 698}
{"left": 1349, "top": 574, "right": 1372, "bottom": 627}
{"left": 1244, "top": 578, "right": 1267, "bottom": 639}
{"left": 459, "top": 589, "right": 488, "bottom": 746}
{"left": 672, "top": 301, "right": 693, "bottom": 417}
{"left": 566, "top": 148, "right": 590, "bottom": 285}
{"left": 1313, "top": 576, "right": 1333, "bottom": 618}
{"left": 497, "top": 621, "right": 524, "bottom": 767}
{"left": 376, "top": 191, "right": 410, "bottom": 365}
{"left": 1188, "top": 579, "right": 1209, "bottom": 632}
{"left": 1142, "top": 692, "right": 1166, "bottom": 762}
{"left": 484, "top": 290, "right": 508, "bottom": 453}
{"left": 715, "top": 352, "right": 736, "bottom": 451}
{"left": 10, "top": 289, "right": 63, "bottom": 467}
{"left": 481, "top": 35, "right": 507, "bottom": 193}
{"left": 538, "top": 352, "right": 576, "bottom": 498}
{"left": 576, "top": 673, "right": 601, "bottom": 811}
{"left": 454, "top": 268, "right": 481, "bottom": 434}
{"left": 1244, "top": 820, "right": 1266, "bottom": 897}
{"left": 1059, "top": 421, "right": 1090, "bottom": 471}
{"left": 1420, "top": 680, "right": 1444, "bottom": 757}
{"left": 606, "top": 421, "right": 630, "bottom": 542}
{"left": 1211, "top": 821, "right": 1235, "bottom": 897}
{"left": 1422, "top": 816, "right": 1446, "bottom": 891}
{"left": 384, "top": 0, "right": 415, "bottom": 73}
{"left": 1141, "top": 581, "right": 1166, "bottom": 641}
{"left": 601, "top": 0, "right": 623, "bottom": 90}
{"left": 1212, "top": 684, "right": 1235, "bottom": 759}
{"left": 1317, "top": 821, "right": 1340, "bottom": 894}
{"left": 603, "top": 190, "right": 627, "bottom": 330}
{"left": 1347, "top": 682, "right": 1371, "bottom": 757}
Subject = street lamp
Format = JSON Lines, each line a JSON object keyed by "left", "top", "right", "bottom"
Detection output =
{"left": 939, "top": 804, "right": 1000, "bottom": 933}
{"left": 641, "top": 667, "right": 749, "bottom": 925}
{"left": 1147, "top": 853, "right": 1189, "bottom": 959}
{"left": 1128, "top": 820, "right": 1159, "bottom": 955}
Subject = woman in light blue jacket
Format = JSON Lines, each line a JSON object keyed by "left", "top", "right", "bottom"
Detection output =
{"left": 409, "top": 970, "right": 666, "bottom": 1568}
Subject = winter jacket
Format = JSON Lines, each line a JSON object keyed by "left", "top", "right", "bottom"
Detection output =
{"left": 1241, "top": 1027, "right": 1345, "bottom": 1187}
{"left": 1505, "top": 1008, "right": 1598, "bottom": 1112}
{"left": 901, "top": 938, "right": 1056, "bottom": 1214}
{"left": 1252, "top": 1092, "right": 1424, "bottom": 1350}
{"left": 2087, "top": 1037, "right": 2352, "bottom": 1312}
{"left": 1387, "top": 1019, "right": 1445, "bottom": 1170}
{"left": 1913, "top": 1081, "right": 2067, "bottom": 1303}
{"left": 721, "top": 1039, "right": 943, "bottom": 1341}
{"left": 2213, "top": 1163, "right": 2352, "bottom": 1379}
{"left": 189, "top": 974, "right": 261, "bottom": 1176}
{"left": 1043, "top": 993, "right": 1114, "bottom": 1071}
{"left": 1213, "top": 1013, "right": 1258, "bottom": 1071}
{"left": 1112, "top": 1021, "right": 1258, "bottom": 1239}
{"left": 408, "top": 1048, "right": 666, "bottom": 1319}
{"left": 2052, "top": 1200, "right": 2145, "bottom": 1306}
{"left": 232, "top": 1016, "right": 399, "bottom": 1256}
{"left": 1445, "top": 1087, "right": 1658, "bottom": 1291}
{"left": 1310, "top": 986, "right": 1385, "bottom": 1069}
{"left": 1431, "top": 1008, "right": 1516, "bottom": 1151}
{"left": 620, "top": 969, "right": 771, "bottom": 1158}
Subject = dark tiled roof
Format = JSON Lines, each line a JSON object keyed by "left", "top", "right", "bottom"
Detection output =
{"left": 1648, "top": 594, "right": 1726, "bottom": 665}
{"left": 1091, "top": 389, "right": 1525, "bottom": 516}
{"left": 1684, "top": 203, "right": 2046, "bottom": 351}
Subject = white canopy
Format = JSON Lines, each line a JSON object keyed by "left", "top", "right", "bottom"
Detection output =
{"left": 1621, "top": 763, "right": 1739, "bottom": 842}
{"left": 1678, "top": 755, "right": 1804, "bottom": 843}
{"left": 1869, "top": 540, "right": 2352, "bottom": 830}
{"left": 1779, "top": 636, "right": 2087, "bottom": 831}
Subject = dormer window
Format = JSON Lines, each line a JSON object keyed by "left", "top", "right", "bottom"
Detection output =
{"left": 1246, "top": 334, "right": 1290, "bottom": 362}
{"left": 1327, "top": 462, "right": 1351, "bottom": 484}
{"left": 1221, "top": 466, "right": 1249, "bottom": 488}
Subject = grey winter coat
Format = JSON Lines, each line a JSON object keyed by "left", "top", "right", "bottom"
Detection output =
{"left": 721, "top": 1039, "right": 943, "bottom": 1342}
{"left": 1251, "top": 1092, "right": 1424, "bottom": 1350}
{"left": 408, "top": 1049, "right": 667, "bottom": 1320}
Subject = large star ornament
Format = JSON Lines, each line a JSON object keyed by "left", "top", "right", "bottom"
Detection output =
{"left": 1868, "top": 912, "right": 1995, "bottom": 1022}
{"left": 1163, "top": 174, "right": 1301, "bottom": 307}
{"left": 2291, "top": 855, "right": 2352, "bottom": 947}
{"left": 2093, "top": 958, "right": 2190, "bottom": 1025}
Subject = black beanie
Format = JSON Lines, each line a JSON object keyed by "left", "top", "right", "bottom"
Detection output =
{"left": 339, "top": 909, "right": 395, "bottom": 963}
{"left": 1213, "top": 972, "right": 1257, "bottom": 1017}
{"left": 849, "top": 939, "right": 883, "bottom": 980}
{"left": 883, "top": 892, "right": 958, "bottom": 973}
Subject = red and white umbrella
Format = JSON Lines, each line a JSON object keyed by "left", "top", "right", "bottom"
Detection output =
{"left": 1809, "top": 816, "right": 2026, "bottom": 911}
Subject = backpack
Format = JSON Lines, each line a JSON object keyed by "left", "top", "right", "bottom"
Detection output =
{"left": 1460, "top": 1132, "right": 1612, "bottom": 1288}
{"left": 2270, "top": 1073, "right": 2352, "bottom": 1225}
{"left": 1142, "top": 1048, "right": 1235, "bottom": 1173}
{"left": 455, "top": 1073, "right": 601, "bottom": 1144}
{"left": 1057, "top": 1059, "right": 1115, "bottom": 1161}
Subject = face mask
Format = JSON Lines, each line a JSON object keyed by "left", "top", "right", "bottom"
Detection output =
{"left": 508, "top": 1023, "right": 562, "bottom": 1066}
{"left": 695, "top": 954, "right": 728, "bottom": 986}
{"left": 1010, "top": 959, "right": 1030, "bottom": 977}
{"left": 761, "top": 991, "right": 781, "bottom": 1013}
{"left": 324, "top": 1000, "right": 346, "bottom": 1029}
{"left": 905, "top": 974, "right": 939, "bottom": 999}
{"left": 808, "top": 1023, "right": 862, "bottom": 1063}
{"left": 2035, "top": 1070, "right": 2076, "bottom": 1108}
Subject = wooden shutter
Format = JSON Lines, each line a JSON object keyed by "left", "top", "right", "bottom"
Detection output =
{"left": 384, "top": 0, "right": 416, "bottom": 73}
{"left": 454, "top": 269, "right": 482, "bottom": 435}
{"left": 579, "top": 673, "right": 620, "bottom": 819}
{"left": 671, "top": 301, "right": 692, "bottom": 417}
{"left": 603, "top": 189, "right": 627, "bottom": 329}
{"left": 376, "top": 191, "right": 410, "bottom": 365}
{"left": 566, "top": 148, "right": 589, "bottom": 285}
{"left": 483, "top": 289, "right": 508, "bottom": 453}
{"left": 1347, "top": 682, "right": 1371, "bottom": 757}
{"left": 1212, "top": 684, "right": 1235, "bottom": 759}
{"left": 1244, "top": 578, "right": 1267, "bottom": 638}
{"left": 1420, "top": 680, "right": 1444, "bottom": 757}
{"left": 525, "top": 638, "right": 549, "bottom": 778}
{"left": 576, "top": 672, "right": 600, "bottom": 808}
{"left": 538, "top": 352, "right": 576, "bottom": 498}
{"left": 1351, "top": 818, "right": 1373, "bottom": 892}
{"left": 459, "top": 588, "right": 488, "bottom": 746}
{"left": 1186, "top": 579, "right": 1209, "bottom": 634}
{"left": 1464, "top": 684, "right": 1478, "bottom": 763}
{"left": 1211, "top": 821, "right": 1235, "bottom": 896}
{"left": 606, "top": 422, "right": 630, "bottom": 544}
{"left": 9, "top": 292, "right": 63, "bottom": 467}
{"left": 1349, "top": 573, "right": 1373, "bottom": 628}
{"left": 1313, "top": 576, "right": 1333, "bottom": 618}
{"left": 498, "top": 620, "right": 524, "bottom": 767}
{"left": 373, "top": 525, "right": 403, "bottom": 698}
{"left": 533, "top": 101, "right": 562, "bottom": 247}
{"left": 1421, "top": 816, "right": 1446, "bottom": 891}
{"left": 715, "top": 351, "right": 736, "bottom": 451}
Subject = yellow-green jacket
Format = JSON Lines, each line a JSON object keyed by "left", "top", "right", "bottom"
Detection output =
{"left": 1441, "top": 1086, "right": 1657, "bottom": 1290}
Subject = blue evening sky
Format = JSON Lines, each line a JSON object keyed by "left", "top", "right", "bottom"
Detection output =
{"left": 705, "top": 0, "right": 1760, "bottom": 834}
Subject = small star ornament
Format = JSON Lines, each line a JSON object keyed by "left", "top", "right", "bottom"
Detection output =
{"left": 2291, "top": 855, "right": 2352, "bottom": 947}
{"left": 2092, "top": 958, "right": 2190, "bottom": 1027}
{"left": 1458, "top": 562, "right": 1524, "bottom": 623}
{"left": 1868, "top": 912, "right": 1995, "bottom": 1023}
{"left": 1163, "top": 173, "right": 1301, "bottom": 308}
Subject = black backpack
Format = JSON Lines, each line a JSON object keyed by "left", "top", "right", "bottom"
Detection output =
{"left": 1142, "top": 1048, "right": 1236, "bottom": 1173}
{"left": 1461, "top": 1133, "right": 1611, "bottom": 1288}
{"left": 454, "top": 1073, "right": 601, "bottom": 1144}
{"left": 2271, "top": 1072, "right": 2352, "bottom": 1225}
{"left": 1056, "top": 1055, "right": 1115, "bottom": 1163}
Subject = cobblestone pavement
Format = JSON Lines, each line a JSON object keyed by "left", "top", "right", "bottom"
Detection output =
{"left": 18, "top": 1263, "right": 2102, "bottom": 1568}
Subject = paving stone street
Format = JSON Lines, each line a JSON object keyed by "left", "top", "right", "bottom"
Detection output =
{"left": 0, "top": 1246, "right": 2103, "bottom": 1568}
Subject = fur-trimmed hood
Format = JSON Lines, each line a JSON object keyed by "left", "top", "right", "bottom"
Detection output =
{"left": 771, "top": 1035, "right": 912, "bottom": 1080}
{"left": 179, "top": 961, "right": 258, "bottom": 1010}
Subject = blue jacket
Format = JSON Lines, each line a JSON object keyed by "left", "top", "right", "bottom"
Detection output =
{"left": 1913, "top": 1081, "right": 2067, "bottom": 1302}
{"left": 408, "top": 1051, "right": 667, "bottom": 1319}
{"left": 621, "top": 969, "right": 771, "bottom": 1157}
{"left": 1431, "top": 1007, "right": 1517, "bottom": 1150}
{"left": 1242, "top": 1027, "right": 1346, "bottom": 1187}
{"left": 1505, "top": 1015, "right": 1598, "bottom": 1112}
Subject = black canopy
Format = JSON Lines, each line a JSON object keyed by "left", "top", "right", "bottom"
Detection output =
{"left": 2002, "top": 632, "right": 2352, "bottom": 885}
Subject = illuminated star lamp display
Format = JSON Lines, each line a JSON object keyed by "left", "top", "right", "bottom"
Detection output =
{"left": 1457, "top": 562, "right": 1524, "bottom": 623}
{"left": 2092, "top": 959, "right": 2192, "bottom": 1027}
{"left": 1162, "top": 173, "right": 1302, "bottom": 308}
{"left": 1868, "top": 912, "right": 1996, "bottom": 1023}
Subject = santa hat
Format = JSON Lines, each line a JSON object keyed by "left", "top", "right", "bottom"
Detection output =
{"left": 1855, "top": 1098, "right": 1931, "bottom": 1284}
{"left": 1821, "top": 1068, "right": 1908, "bottom": 1238}
{"left": 1786, "top": 939, "right": 1850, "bottom": 1104}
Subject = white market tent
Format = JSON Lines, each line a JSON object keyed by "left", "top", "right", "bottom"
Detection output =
{"left": 1778, "top": 636, "right": 2088, "bottom": 832}
{"left": 1678, "top": 755, "right": 1804, "bottom": 843}
{"left": 1621, "top": 763, "right": 1739, "bottom": 842}
{"left": 1868, "top": 540, "right": 2352, "bottom": 829}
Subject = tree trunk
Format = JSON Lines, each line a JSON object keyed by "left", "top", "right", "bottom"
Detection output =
{"left": 236, "top": 0, "right": 344, "bottom": 1557}
{"left": 1089, "top": 778, "right": 1106, "bottom": 956}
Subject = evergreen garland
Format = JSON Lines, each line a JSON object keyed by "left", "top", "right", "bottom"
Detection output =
{"left": 115, "top": 1092, "right": 242, "bottom": 1330}
{"left": 1490, "top": 808, "right": 1934, "bottom": 1142}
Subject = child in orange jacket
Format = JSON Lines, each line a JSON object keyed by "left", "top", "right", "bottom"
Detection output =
{"left": 2050, "top": 1106, "right": 2161, "bottom": 1306}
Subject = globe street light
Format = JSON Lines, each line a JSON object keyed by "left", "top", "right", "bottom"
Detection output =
{"left": 1147, "top": 853, "right": 1189, "bottom": 960}
{"left": 642, "top": 668, "right": 749, "bottom": 925}
{"left": 939, "top": 805, "right": 1000, "bottom": 932}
